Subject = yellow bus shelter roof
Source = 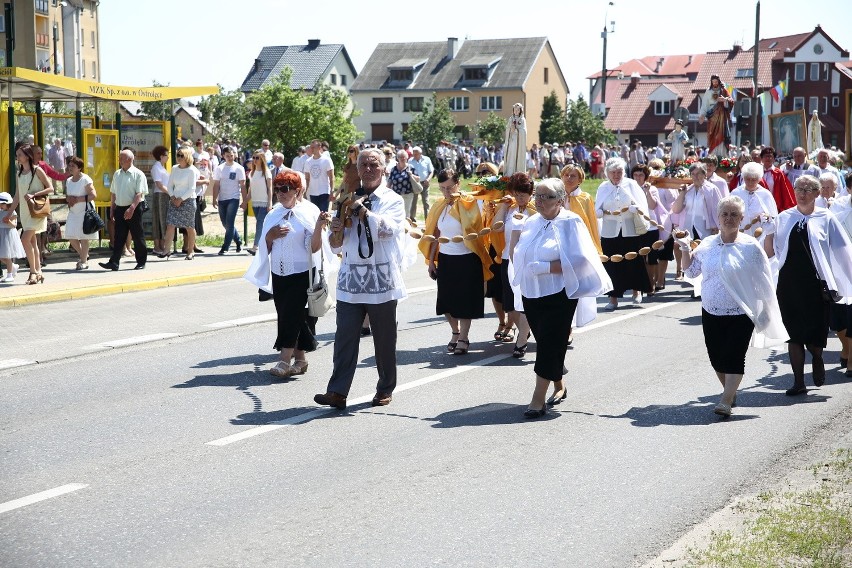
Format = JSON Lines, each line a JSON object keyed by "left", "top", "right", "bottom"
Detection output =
{"left": 0, "top": 67, "right": 218, "bottom": 102}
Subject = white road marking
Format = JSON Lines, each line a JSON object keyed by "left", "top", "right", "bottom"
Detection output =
{"left": 406, "top": 285, "right": 438, "bottom": 295}
{"left": 207, "top": 352, "right": 513, "bottom": 446}
{"left": 0, "top": 484, "right": 88, "bottom": 515}
{"left": 82, "top": 333, "right": 180, "bottom": 351}
{"left": 575, "top": 300, "right": 688, "bottom": 335}
{"left": 0, "top": 359, "right": 37, "bottom": 370}
{"left": 205, "top": 314, "right": 277, "bottom": 329}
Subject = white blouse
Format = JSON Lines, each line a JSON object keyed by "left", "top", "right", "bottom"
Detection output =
{"left": 685, "top": 240, "right": 746, "bottom": 316}
{"left": 517, "top": 219, "right": 563, "bottom": 299}
{"left": 437, "top": 206, "right": 470, "bottom": 256}
{"left": 249, "top": 170, "right": 272, "bottom": 205}
{"left": 168, "top": 165, "right": 199, "bottom": 200}
{"left": 502, "top": 205, "right": 532, "bottom": 260}
{"left": 269, "top": 209, "right": 312, "bottom": 277}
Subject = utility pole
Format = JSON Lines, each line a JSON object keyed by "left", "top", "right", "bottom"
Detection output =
{"left": 599, "top": 2, "right": 614, "bottom": 117}
{"left": 53, "top": 22, "right": 59, "bottom": 73}
{"left": 752, "top": 1, "right": 760, "bottom": 146}
{"left": 4, "top": 2, "right": 15, "bottom": 67}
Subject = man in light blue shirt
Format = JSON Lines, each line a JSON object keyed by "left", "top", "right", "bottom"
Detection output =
{"left": 408, "top": 146, "right": 434, "bottom": 219}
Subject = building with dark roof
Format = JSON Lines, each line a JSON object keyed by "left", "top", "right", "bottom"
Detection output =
{"left": 588, "top": 26, "right": 852, "bottom": 152}
{"left": 240, "top": 39, "right": 357, "bottom": 95}
{"left": 350, "top": 37, "right": 568, "bottom": 145}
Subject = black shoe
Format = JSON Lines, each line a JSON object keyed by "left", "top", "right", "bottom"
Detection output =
{"left": 218, "top": 249, "right": 226, "bottom": 256}
{"left": 193, "top": 247, "right": 204, "bottom": 254}
{"left": 133, "top": 264, "right": 146, "bottom": 270}
{"left": 785, "top": 385, "right": 808, "bottom": 396}
{"left": 235, "top": 243, "right": 242, "bottom": 253}
{"left": 98, "top": 262, "right": 119, "bottom": 271}
{"left": 523, "top": 405, "right": 547, "bottom": 419}
{"left": 813, "top": 356, "right": 826, "bottom": 387}
{"left": 547, "top": 388, "right": 568, "bottom": 406}
{"left": 512, "top": 343, "right": 528, "bottom": 358}
{"left": 840, "top": 357, "right": 848, "bottom": 369}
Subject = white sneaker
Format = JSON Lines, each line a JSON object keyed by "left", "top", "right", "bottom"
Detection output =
{"left": 603, "top": 303, "right": 617, "bottom": 312}
{"left": 1, "top": 274, "right": 13, "bottom": 283}
{"left": 633, "top": 293, "right": 643, "bottom": 305}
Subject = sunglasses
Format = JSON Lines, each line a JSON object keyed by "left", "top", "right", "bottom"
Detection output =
{"left": 253, "top": 157, "right": 263, "bottom": 161}
{"left": 275, "top": 185, "right": 296, "bottom": 193}
{"left": 534, "top": 193, "right": 560, "bottom": 200}
{"left": 348, "top": 149, "right": 356, "bottom": 153}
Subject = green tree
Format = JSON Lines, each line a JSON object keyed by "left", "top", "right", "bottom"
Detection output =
{"left": 405, "top": 93, "right": 456, "bottom": 157}
{"left": 238, "top": 68, "right": 360, "bottom": 170}
{"left": 475, "top": 112, "right": 506, "bottom": 147}
{"left": 539, "top": 91, "right": 566, "bottom": 145}
{"left": 196, "top": 85, "right": 245, "bottom": 143}
{"left": 564, "top": 94, "right": 616, "bottom": 145}
{"left": 140, "top": 81, "right": 173, "bottom": 120}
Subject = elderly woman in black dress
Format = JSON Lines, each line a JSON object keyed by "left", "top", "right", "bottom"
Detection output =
{"left": 765, "top": 175, "right": 852, "bottom": 395}
{"left": 595, "top": 157, "right": 652, "bottom": 310}
{"left": 512, "top": 179, "right": 611, "bottom": 418}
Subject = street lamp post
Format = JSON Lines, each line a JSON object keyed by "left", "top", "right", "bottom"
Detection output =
{"left": 599, "top": 2, "right": 615, "bottom": 117}
{"left": 461, "top": 87, "right": 476, "bottom": 143}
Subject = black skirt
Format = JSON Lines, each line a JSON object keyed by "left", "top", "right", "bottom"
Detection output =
{"left": 485, "top": 246, "right": 503, "bottom": 300}
{"left": 601, "top": 232, "right": 652, "bottom": 296}
{"left": 777, "top": 224, "right": 830, "bottom": 347}
{"left": 523, "top": 290, "right": 578, "bottom": 381}
{"left": 643, "top": 229, "right": 661, "bottom": 265}
{"left": 829, "top": 302, "right": 852, "bottom": 333}
{"left": 702, "top": 309, "right": 755, "bottom": 375}
{"left": 436, "top": 252, "right": 485, "bottom": 319}
{"left": 271, "top": 271, "right": 318, "bottom": 352}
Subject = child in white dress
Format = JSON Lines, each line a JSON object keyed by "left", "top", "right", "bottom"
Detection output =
{"left": 0, "top": 192, "right": 26, "bottom": 282}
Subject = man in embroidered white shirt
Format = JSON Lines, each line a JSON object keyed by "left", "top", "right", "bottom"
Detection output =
{"left": 314, "top": 148, "right": 407, "bottom": 410}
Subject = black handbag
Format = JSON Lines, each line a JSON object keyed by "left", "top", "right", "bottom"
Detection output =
{"left": 197, "top": 195, "right": 207, "bottom": 212}
{"left": 82, "top": 196, "right": 105, "bottom": 234}
{"left": 797, "top": 224, "right": 841, "bottom": 304}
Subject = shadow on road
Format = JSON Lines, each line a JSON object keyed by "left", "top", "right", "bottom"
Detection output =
{"left": 423, "top": 402, "right": 559, "bottom": 427}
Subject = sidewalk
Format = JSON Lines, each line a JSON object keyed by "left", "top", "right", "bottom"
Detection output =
{"left": 0, "top": 247, "right": 253, "bottom": 308}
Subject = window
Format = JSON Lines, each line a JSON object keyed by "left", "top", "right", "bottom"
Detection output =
{"left": 82, "top": 59, "right": 86, "bottom": 77}
{"left": 465, "top": 68, "right": 488, "bottom": 81}
{"left": 448, "top": 96, "right": 469, "bottom": 111}
{"left": 0, "top": 15, "right": 5, "bottom": 33}
{"left": 808, "top": 96, "right": 819, "bottom": 113}
{"left": 734, "top": 68, "right": 754, "bottom": 78}
{"left": 81, "top": 29, "right": 85, "bottom": 48}
{"left": 654, "top": 101, "right": 671, "bottom": 115}
{"left": 91, "top": 30, "right": 95, "bottom": 49}
{"left": 390, "top": 69, "right": 413, "bottom": 82}
{"left": 35, "top": 0, "right": 50, "bottom": 14}
{"left": 329, "top": 74, "right": 337, "bottom": 85}
{"left": 372, "top": 97, "right": 393, "bottom": 112}
{"left": 403, "top": 97, "right": 424, "bottom": 112}
{"left": 823, "top": 63, "right": 829, "bottom": 81}
{"left": 739, "top": 98, "right": 752, "bottom": 117}
{"left": 0, "top": 49, "right": 5, "bottom": 67}
{"left": 341, "top": 75, "right": 347, "bottom": 86}
{"left": 480, "top": 96, "right": 502, "bottom": 111}
{"left": 794, "top": 63, "right": 805, "bottom": 81}
{"left": 793, "top": 97, "right": 805, "bottom": 110}
{"left": 810, "top": 63, "right": 819, "bottom": 81}
{"left": 823, "top": 97, "right": 828, "bottom": 114}
{"left": 544, "top": 67, "right": 549, "bottom": 84}
{"left": 190, "top": 125, "right": 194, "bottom": 134}
{"left": 91, "top": 61, "right": 96, "bottom": 79}
{"left": 832, "top": 96, "right": 840, "bottom": 108}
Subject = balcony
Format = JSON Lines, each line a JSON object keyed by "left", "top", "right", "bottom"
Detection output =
{"left": 36, "top": 33, "right": 51, "bottom": 48}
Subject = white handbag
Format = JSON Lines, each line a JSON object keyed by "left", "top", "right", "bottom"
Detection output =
{"left": 307, "top": 247, "right": 333, "bottom": 317}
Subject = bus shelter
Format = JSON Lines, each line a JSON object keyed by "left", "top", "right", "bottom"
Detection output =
{"left": 0, "top": 67, "right": 217, "bottom": 206}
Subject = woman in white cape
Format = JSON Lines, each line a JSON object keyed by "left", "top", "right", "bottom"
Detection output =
{"left": 244, "top": 171, "right": 336, "bottom": 378}
{"left": 679, "top": 195, "right": 787, "bottom": 417}
{"left": 512, "top": 179, "right": 612, "bottom": 418}
{"left": 765, "top": 175, "right": 852, "bottom": 396}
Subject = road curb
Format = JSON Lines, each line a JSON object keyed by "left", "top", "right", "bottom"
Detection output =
{"left": 0, "top": 269, "right": 246, "bottom": 308}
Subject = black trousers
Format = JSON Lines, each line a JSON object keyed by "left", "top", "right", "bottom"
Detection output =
{"left": 109, "top": 205, "right": 147, "bottom": 266}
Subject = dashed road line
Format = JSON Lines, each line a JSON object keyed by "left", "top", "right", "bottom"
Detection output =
{"left": 0, "top": 484, "right": 88, "bottom": 515}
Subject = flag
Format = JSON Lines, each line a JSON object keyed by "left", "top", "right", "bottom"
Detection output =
{"left": 759, "top": 91, "right": 772, "bottom": 116}
{"left": 779, "top": 80, "right": 787, "bottom": 97}
{"left": 770, "top": 88, "right": 779, "bottom": 102}
{"left": 775, "top": 84, "right": 785, "bottom": 102}
{"left": 784, "top": 70, "right": 790, "bottom": 95}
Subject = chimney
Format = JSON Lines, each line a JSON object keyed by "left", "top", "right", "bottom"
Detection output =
{"left": 254, "top": 58, "right": 262, "bottom": 73}
{"left": 655, "top": 57, "right": 664, "bottom": 73}
{"left": 307, "top": 39, "right": 320, "bottom": 49}
{"left": 630, "top": 72, "right": 641, "bottom": 86}
{"left": 447, "top": 37, "right": 459, "bottom": 60}
{"left": 687, "top": 55, "right": 693, "bottom": 66}
{"left": 730, "top": 43, "right": 741, "bottom": 57}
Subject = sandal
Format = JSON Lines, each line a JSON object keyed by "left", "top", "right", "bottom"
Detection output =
{"left": 447, "top": 332, "right": 460, "bottom": 353}
{"left": 512, "top": 342, "right": 528, "bottom": 358}
{"left": 26, "top": 272, "right": 39, "bottom": 285}
{"left": 269, "top": 362, "right": 293, "bottom": 379}
{"left": 494, "top": 324, "right": 507, "bottom": 341}
{"left": 290, "top": 360, "right": 309, "bottom": 375}
{"left": 453, "top": 339, "right": 470, "bottom": 355}
{"left": 502, "top": 328, "right": 516, "bottom": 343}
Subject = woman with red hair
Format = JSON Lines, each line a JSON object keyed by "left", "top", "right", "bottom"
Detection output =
{"left": 245, "top": 171, "right": 331, "bottom": 378}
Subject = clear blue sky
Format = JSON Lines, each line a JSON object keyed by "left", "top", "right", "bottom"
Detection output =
{"left": 100, "top": 0, "right": 851, "bottom": 101}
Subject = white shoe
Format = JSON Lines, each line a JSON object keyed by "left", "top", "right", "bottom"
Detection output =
{"left": 633, "top": 293, "right": 643, "bottom": 305}
{"left": 603, "top": 302, "right": 617, "bottom": 312}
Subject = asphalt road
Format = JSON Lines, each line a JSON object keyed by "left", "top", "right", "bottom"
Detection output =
{"left": 2, "top": 271, "right": 851, "bottom": 567}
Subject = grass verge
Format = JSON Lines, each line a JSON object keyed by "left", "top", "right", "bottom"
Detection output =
{"left": 687, "top": 448, "right": 852, "bottom": 567}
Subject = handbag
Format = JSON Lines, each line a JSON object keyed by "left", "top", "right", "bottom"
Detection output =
{"left": 197, "top": 195, "right": 207, "bottom": 212}
{"left": 82, "top": 195, "right": 105, "bottom": 234}
{"left": 409, "top": 169, "right": 423, "bottom": 195}
{"left": 631, "top": 201, "right": 649, "bottom": 236}
{"left": 306, "top": 247, "right": 332, "bottom": 317}
{"left": 24, "top": 170, "right": 51, "bottom": 219}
